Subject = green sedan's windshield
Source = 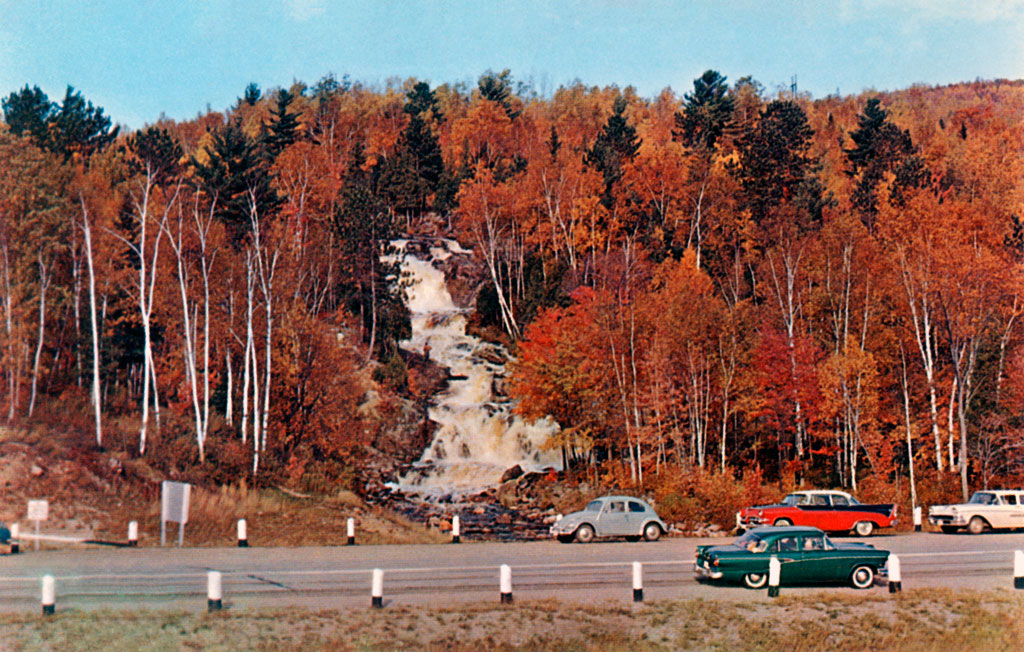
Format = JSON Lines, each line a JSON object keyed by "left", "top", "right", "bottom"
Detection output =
{"left": 585, "top": 500, "right": 603, "bottom": 511}
{"left": 734, "top": 532, "right": 769, "bottom": 553}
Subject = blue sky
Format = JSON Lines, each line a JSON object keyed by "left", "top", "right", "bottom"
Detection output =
{"left": 1, "top": 0, "right": 1022, "bottom": 130}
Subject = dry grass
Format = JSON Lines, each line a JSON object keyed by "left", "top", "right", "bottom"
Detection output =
{"left": 87, "top": 484, "right": 447, "bottom": 547}
{"left": 0, "top": 590, "right": 1022, "bottom": 651}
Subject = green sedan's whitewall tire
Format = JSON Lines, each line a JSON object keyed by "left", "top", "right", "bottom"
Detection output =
{"left": 643, "top": 523, "right": 662, "bottom": 542}
{"left": 743, "top": 572, "right": 768, "bottom": 589}
{"left": 854, "top": 520, "right": 875, "bottom": 537}
{"left": 574, "top": 523, "right": 596, "bottom": 543}
{"left": 850, "top": 565, "right": 875, "bottom": 589}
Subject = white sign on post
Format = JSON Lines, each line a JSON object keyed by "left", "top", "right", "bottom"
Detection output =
{"left": 27, "top": 500, "right": 48, "bottom": 521}
{"left": 160, "top": 481, "right": 191, "bottom": 547}
{"left": 27, "top": 499, "right": 48, "bottom": 551}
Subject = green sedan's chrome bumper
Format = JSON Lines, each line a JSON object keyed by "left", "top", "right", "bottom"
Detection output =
{"left": 694, "top": 562, "right": 723, "bottom": 580}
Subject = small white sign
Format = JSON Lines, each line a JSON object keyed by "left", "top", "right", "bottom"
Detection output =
{"left": 161, "top": 481, "right": 191, "bottom": 524}
{"left": 27, "top": 499, "right": 48, "bottom": 521}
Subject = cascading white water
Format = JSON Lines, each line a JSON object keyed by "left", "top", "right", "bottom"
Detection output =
{"left": 389, "top": 239, "right": 561, "bottom": 495}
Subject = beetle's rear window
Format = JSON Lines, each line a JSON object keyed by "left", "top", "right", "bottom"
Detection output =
{"left": 628, "top": 501, "right": 646, "bottom": 513}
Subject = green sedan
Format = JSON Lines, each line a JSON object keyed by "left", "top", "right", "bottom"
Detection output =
{"left": 694, "top": 526, "right": 888, "bottom": 589}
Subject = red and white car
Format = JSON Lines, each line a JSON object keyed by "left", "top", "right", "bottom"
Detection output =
{"left": 738, "top": 490, "right": 897, "bottom": 537}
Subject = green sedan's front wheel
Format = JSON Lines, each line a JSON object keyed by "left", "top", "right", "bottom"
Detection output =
{"left": 850, "top": 565, "right": 875, "bottom": 589}
{"left": 643, "top": 523, "right": 662, "bottom": 542}
{"left": 743, "top": 572, "right": 768, "bottom": 589}
{"left": 574, "top": 524, "right": 596, "bottom": 543}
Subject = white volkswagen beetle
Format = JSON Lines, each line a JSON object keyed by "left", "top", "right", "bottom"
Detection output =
{"left": 550, "top": 495, "right": 667, "bottom": 543}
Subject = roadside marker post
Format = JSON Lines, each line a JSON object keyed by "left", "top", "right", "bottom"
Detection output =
{"left": 371, "top": 568, "right": 384, "bottom": 608}
{"left": 632, "top": 561, "right": 643, "bottom": 602}
{"left": 128, "top": 521, "right": 138, "bottom": 547}
{"left": 237, "top": 519, "right": 248, "bottom": 548}
{"left": 347, "top": 518, "right": 355, "bottom": 546}
{"left": 452, "top": 515, "right": 461, "bottom": 544}
{"left": 888, "top": 554, "right": 902, "bottom": 593}
{"left": 10, "top": 523, "right": 19, "bottom": 554}
{"left": 913, "top": 507, "right": 922, "bottom": 532}
{"left": 1014, "top": 550, "right": 1024, "bottom": 589}
{"left": 768, "top": 555, "right": 780, "bottom": 598}
{"left": 499, "top": 564, "right": 513, "bottom": 604}
{"left": 41, "top": 575, "right": 55, "bottom": 616}
{"left": 207, "top": 571, "right": 223, "bottom": 612}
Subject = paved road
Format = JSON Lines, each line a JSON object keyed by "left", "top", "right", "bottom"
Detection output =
{"left": 2, "top": 532, "right": 1023, "bottom": 612}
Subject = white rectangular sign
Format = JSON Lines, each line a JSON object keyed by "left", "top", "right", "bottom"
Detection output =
{"left": 27, "top": 499, "right": 48, "bottom": 521}
{"left": 161, "top": 481, "right": 191, "bottom": 524}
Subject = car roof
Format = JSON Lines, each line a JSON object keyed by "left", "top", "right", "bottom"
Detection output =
{"left": 595, "top": 495, "right": 650, "bottom": 504}
{"left": 790, "top": 490, "right": 850, "bottom": 496}
{"left": 975, "top": 489, "right": 1024, "bottom": 494}
{"left": 747, "top": 525, "right": 824, "bottom": 536}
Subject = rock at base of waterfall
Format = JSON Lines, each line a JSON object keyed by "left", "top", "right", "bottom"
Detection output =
{"left": 500, "top": 464, "right": 524, "bottom": 483}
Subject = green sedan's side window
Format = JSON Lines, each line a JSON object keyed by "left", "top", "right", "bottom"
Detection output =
{"left": 775, "top": 537, "right": 798, "bottom": 552}
{"left": 801, "top": 536, "right": 825, "bottom": 551}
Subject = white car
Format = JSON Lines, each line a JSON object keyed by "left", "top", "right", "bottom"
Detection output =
{"left": 928, "top": 489, "right": 1024, "bottom": 534}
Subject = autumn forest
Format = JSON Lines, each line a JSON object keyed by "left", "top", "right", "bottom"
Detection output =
{"left": 2, "top": 70, "right": 1023, "bottom": 514}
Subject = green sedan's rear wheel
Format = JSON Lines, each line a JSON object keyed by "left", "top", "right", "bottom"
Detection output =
{"left": 850, "top": 565, "right": 875, "bottom": 589}
{"left": 773, "top": 518, "right": 793, "bottom": 527}
{"left": 967, "top": 516, "right": 987, "bottom": 535}
{"left": 643, "top": 523, "right": 662, "bottom": 542}
{"left": 574, "top": 524, "right": 595, "bottom": 543}
{"left": 743, "top": 572, "right": 768, "bottom": 589}
{"left": 940, "top": 525, "right": 958, "bottom": 534}
{"left": 854, "top": 520, "right": 875, "bottom": 537}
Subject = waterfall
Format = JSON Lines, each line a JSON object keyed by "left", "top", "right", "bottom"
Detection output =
{"left": 389, "top": 239, "right": 561, "bottom": 495}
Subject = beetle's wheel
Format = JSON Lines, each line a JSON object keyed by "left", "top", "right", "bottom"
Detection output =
{"left": 574, "top": 524, "right": 595, "bottom": 543}
{"left": 643, "top": 523, "right": 662, "bottom": 541}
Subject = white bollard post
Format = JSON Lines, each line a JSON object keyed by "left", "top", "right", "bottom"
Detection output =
{"left": 371, "top": 568, "right": 384, "bottom": 608}
{"left": 128, "top": 521, "right": 138, "bottom": 547}
{"left": 632, "top": 561, "right": 643, "bottom": 602}
{"left": 10, "top": 523, "right": 19, "bottom": 554}
{"left": 1014, "top": 550, "right": 1024, "bottom": 590}
{"left": 41, "top": 575, "right": 55, "bottom": 616}
{"left": 768, "top": 555, "right": 780, "bottom": 597}
{"left": 347, "top": 518, "right": 355, "bottom": 546}
{"left": 499, "top": 564, "right": 513, "bottom": 604}
{"left": 452, "top": 515, "right": 461, "bottom": 544}
{"left": 237, "top": 519, "right": 248, "bottom": 548}
{"left": 888, "top": 554, "right": 902, "bottom": 593}
{"left": 736, "top": 512, "right": 742, "bottom": 531}
{"left": 913, "top": 506, "right": 922, "bottom": 533}
{"left": 207, "top": 571, "right": 223, "bottom": 612}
